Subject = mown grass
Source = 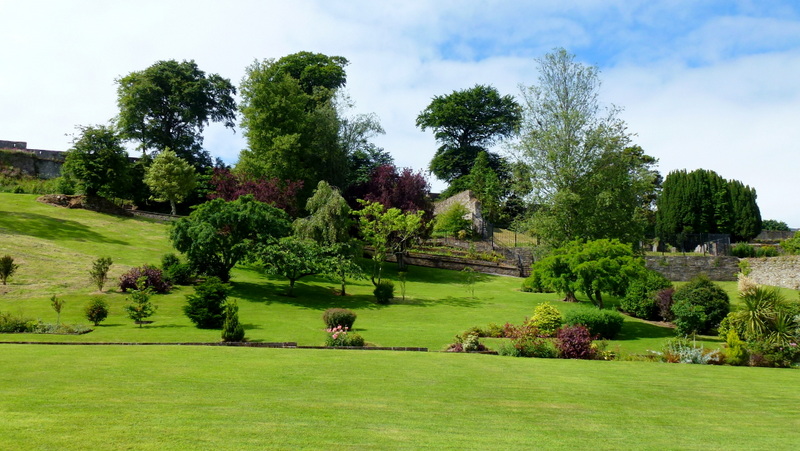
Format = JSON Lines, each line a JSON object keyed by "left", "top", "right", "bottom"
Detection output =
{"left": 0, "top": 345, "right": 798, "bottom": 450}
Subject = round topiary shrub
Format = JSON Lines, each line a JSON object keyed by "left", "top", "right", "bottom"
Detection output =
{"left": 671, "top": 275, "right": 730, "bottom": 335}
{"left": 563, "top": 308, "right": 624, "bottom": 339}
{"left": 526, "top": 302, "right": 563, "bottom": 336}
{"left": 84, "top": 297, "right": 109, "bottom": 326}
{"left": 323, "top": 308, "right": 357, "bottom": 330}
{"left": 620, "top": 269, "right": 673, "bottom": 320}
{"left": 374, "top": 280, "right": 394, "bottom": 305}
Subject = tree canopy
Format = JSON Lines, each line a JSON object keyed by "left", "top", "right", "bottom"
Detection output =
{"left": 169, "top": 195, "right": 291, "bottom": 282}
{"left": 62, "top": 125, "right": 131, "bottom": 199}
{"left": 116, "top": 59, "right": 236, "bottom": 169}
{"left": 514, "top": 48, "right": 659, "bottom": 245}
{"left": 144, "top": 150, "right": 197, "bottom": 215}
{"left": 417, "top": 84, "right": 521, "bottom": 184}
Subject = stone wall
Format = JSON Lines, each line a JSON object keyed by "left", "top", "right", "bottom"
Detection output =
{"left": 645, "top": 256, "right": 740, "bottom": 281}
{"left": 377, "top": 251, "right": 522, "bottom": 277}
{"left": 0, "top": 148, "right": 65, "bottom": 179}
{"left": 745, "top": 256, "right": 800, "bottom": 290}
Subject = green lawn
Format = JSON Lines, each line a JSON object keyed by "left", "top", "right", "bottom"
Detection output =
{"left": 1, "top": 345, "right": 798, "bottom": 450}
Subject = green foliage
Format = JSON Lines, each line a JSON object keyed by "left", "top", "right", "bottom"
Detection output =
{"left": 255, "top": 236, "right": 332, "bottom": 297}
{"left": 761, "top": 219, "right": 790, "bottom": 231}
{"left": 50, "top": 295, "right": 65, "bottom": 325}
{"left": 521, "top": 268, "right": 550, "bottom": 293}
{"left": 780, "top": 234, "right": 800, "bottom": 255}
{"left": 433, "top": 202, "right": 472, "bottom": 238}
{"left": 323, "top": 308, "right": 357, "bottom": 330}
{"left": 89, "top": 256, "right": 113, "bottom": 291}
{"left": 671, "top": 275, "right": 730, "bottom": 335}
{"left": 724, "top": 329, "right": 748, "bottom": 366}
{"left": 620, "top": 269, "right": 673, "bottom": 320}
{"left": 124, "top": 278, "right": 158, "bottom": 327}
{"left": 169, "top": 195, "right": 291, "bottom": 282}
{"left": 756, "top": 245, "right": 779, "bottom": 257}
{"left": 293, "top": 180, "right": 351, "bottom": 246}
{"left": 659, "top": 337, "right": 721, "bottom": 364}
{"left": 564, "top": 308, "right": 624, "bottom": 339}
{"left": 373, "top": 280, "right": 394, "bottom": 305}
{"left": 184, "top": 277, "right": 231, "bottom": 329}
{"left": 416, "top": 84, "right": 521, "bottom": 183}
{"left": 325, "top": 325, "right": 365, "bottom": 347}
{"left": 355, "top": 200, "right": 425, "bottom": 284}
{"left": 143, "top": 150, "right": 198, "bottom": 215}
{"left": 237, "top": 53, "right": 349, "bottom": 203}
{"left": 161, "top": 253, "right": 193, "bottom": 285}
{"left": 221, "top": 300, "right": 245, "bottom": 342}
{"left": 526, "top": 302, "right": 562, "bottom": 337}
{"left": 0, "top": 254, "right": 19, "bottom": 285}
{"left": 738, "top": 260, "right": 752, "bottom": 276}
{"left": 532, "top": 239, "right": 645, "bottom": 308}
{"left": 116, "top": 59, "right": 236, "bottom": 169}
{"left": 730, "top": 243, "right": 756, "bottom": 258}
{"left": 0, "top": 311, "right": 37, "bottom": 333}
{"left": 62, "top": 125, "right": 131, "bottom": 199}
{"left": 461, "top": 267, "right": 479, "bottom": 298}
{"left": 84, "top": 297, "right": 109, "bottom": 326}
{"left": 655, "top": 169, "right": 761, "bottom": 244}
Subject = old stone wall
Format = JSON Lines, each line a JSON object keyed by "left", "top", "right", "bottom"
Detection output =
{"left": 745, "top": 256, "right": 800, "bottom": 290}
{"left": 645, "top": 256, "right": 740, "bottom": 281}
{"left": 0, "top": 148, "right": 64, "bottom": 179}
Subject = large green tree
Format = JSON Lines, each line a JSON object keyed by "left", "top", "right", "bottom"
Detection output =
{"left": 62, "top": 125, "right": 131, "bottom": 199}
{"left": 417, "top": 84, "right": 521, "bottom": 184}
{"left": 143, "top": 150, "right": 197, "bottom": 215}
{"left": 116, "top": 59, "right": 236, "bottom": 169}
{"left": 169, "top": 195, "right": 291, "bottom": 282}
{"left": 355, "top": 200, "right": 425, "bottom": 284}
{"left": 237, "top": 53, "right": 350, "bottom": 203}
{"left": 514, "top": 48, "right": 659, "bottom": 245}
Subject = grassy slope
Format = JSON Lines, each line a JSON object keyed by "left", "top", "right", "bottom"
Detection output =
{"left": 1, "top": 193, "right": 687, "bottom": 352}
{"left": 1, "top": 345, "right": 799, "bottom": 450}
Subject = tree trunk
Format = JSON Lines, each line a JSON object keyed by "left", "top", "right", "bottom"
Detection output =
{"left": 170, "top": 200, "right": 177, "bottom": 216}
{"left": 287, "top": 279, "right": 296, "bottom": 297}
{"left": 595, "top": 290, "right": 603, "bottom": 309}
{"left": 563, "top": 291, "right": 578, "bottom": 302}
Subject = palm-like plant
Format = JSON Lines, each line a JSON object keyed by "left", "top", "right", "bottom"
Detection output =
{"left": 739, "top": 286, "right": 784, "bottom": 341}
{"left": 767, "top": 310, "right": 798, "bottom": 346}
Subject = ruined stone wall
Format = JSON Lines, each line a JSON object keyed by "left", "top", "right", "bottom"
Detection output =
{"left": 0, "top": 148, "right": 64, "bottom": 179}
{"left": 745, "top": 256, "right": 800, "bottom": 290}
{"left": 645, "top": 256, "right": 740, "bottom": 282}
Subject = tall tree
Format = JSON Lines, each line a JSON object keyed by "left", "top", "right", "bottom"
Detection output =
{"left": 514, "top": 48, "right": 658, "bottom": 245}
{"left": 355, "top": 200, "right": 425, "bottom": 283}
{"left": 62, "top": 125, "right": 131, "bottom": 199}
{"left": 116, "top": 59, "right": 236, "bottom": 169}
{"left": 143, "top": 150, "right": 197, "bottom": 215}
{"left": 349, "top": 165, "right": 433, "bottom": 218}
{"left": 237, "top": 53, "right": 349, "bottom": 204}
{"left": 169, "top": 195, "right": 291, "bottom": 282}
{"left": 417, "top": 84, "right": 521, "bottom": 184}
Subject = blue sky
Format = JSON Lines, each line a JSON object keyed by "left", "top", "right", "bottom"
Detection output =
{"left": 2, "top": 0, "right": 799, "bottom": 226}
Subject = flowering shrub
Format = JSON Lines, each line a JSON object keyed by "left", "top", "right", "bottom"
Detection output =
{"left": 556, "top": 325, "right": 594, "bottom": 359}
{"left": 325, "top": 325, "right": 365, "bottom": 347}
{"left": 119, "top": 265, "right": 171, "bottom": 293}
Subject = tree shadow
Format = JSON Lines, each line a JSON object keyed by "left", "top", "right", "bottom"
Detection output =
{"left": 615, "top": 319, "right": 675, "bottom": 341}
{"left": 391, "top": 295, "right": 482, "bottom": 308}
{"left": 0, "top": 211, "right": 127, "bottom": 244}
{"left": 229, "top": 280, "right": 386, "bottom": 311}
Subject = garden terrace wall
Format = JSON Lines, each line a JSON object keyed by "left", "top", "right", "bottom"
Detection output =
{"left": 372, "top": 250, "right": 522, "bottom": 277}
{"left": 645, "top": 256, "right": 739, "bottom": 282}
{"left": 745, "top": 256, "right": 800, "bottom": 290}
{"left": 0, "top": 148, "right": 64, "bottom": 179}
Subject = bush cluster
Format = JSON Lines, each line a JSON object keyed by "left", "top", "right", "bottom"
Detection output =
{"left": 620, "top": 269, "right": 673, "bottom": 320}
{"left": 373, "top": 280, "right": 394, "bottom": 305}
{"left": 526, "top": 302, "right": 562, "bottom": 337}
{"left": 161, "top": 253, "right": 194, "bottom": 285}
{"left": 671, "top": 275, "right": 730, "bottom": 335}
{"left": 730, "top": 243, "right": 756, "bottom": 258}
{"left": 119, "top": 265, "right": 171, "bottom": 293}
{"left": 658, "top": 337, "right": 722, "bottom": 364}
{"left": 563, "top": 308, "right": 624, "bottom": 339}
{"left": 323, "top": 308, "right": 357, "bottom": 329}
{"left": 325, "top": 325, "right": 365, "bottom": 347}
{"left": 556, "top": 325, "right": 595, "bottom": 359}
{"left": 183, "top": 277, "right": 231, "bottom": 329}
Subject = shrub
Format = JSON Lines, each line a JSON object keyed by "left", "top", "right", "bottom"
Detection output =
{"left": 556, "top": 325, "right": 594, "bottom": 359}
{"left": 660, "top": 337, "right": 721, "bottom": 364}
{"left": 124, "top": 278, "right": 158, "bottom": 327}
{"left": 374, "top": 280, "right": 394, "bottom": 305}
{"left": 497, "top": 326, "right": 558, "bottom": 358}
{"left": 526, "top": 302, "right": 562, "bottom": 337}
{"left": 756, "top": 245, "right": 779, "bottom": 258}
{"left": 724, "top": 329, "right": 748, "bottom": 366}
{"left": 325, "top": 325, "right": 365, "bottom": 347}
{"left": 780, "top": 234, "right": 800, "bottom": 255}
{"left": 747, "top": 341, "right": 800, "bottom": 368}
{"left": 161, "top": 254, "right": 194, "bottom": 285}
{"left": 730, "top": 242, "right": 756, "bottom": 258}
{"left": 161, "top": 253, "right": 181, "bottom": 270}
{"left": 0, "top": 255, "right": 19, "bottom": 285}
{"left": 323, "top": 308, "right": 357, "bottom": 330}
{"left": 433, "top": 203, "right": 472, "bottom": 238}
{"left": 84, "top": 297, "right": 109, "bottom": 326}
{"left": 89, "top": 257, "right": 113, "bottom": 291}
{"left": 737, "top": 273, "right": 758, "bottom": 297}
{"left": 119, "top": 265, "right": 171, "bottom": 293}
{"left": 521, "top": 269, "right": 550, "bottom": 293}
{"left": 446, "top": 332, "right": 488, "bottom": 353}
{"left": 620, "top": 269, "right": 672, "bottom": 320}
{"left": 183, "top": 277, "right": 231, "bottom": 329}
{"left": 563, "top": 308, "right": 624, "bottom": 339}
{"left": 221, "top": 300, "right": 245, "bottom": 342}
{"left": 0, "top": 311, "right": 36, "bottom": 333}
{"left": 485, "top": 322, "right": 504, "bottom": 338}
{"left": 671, "top": 275, "right": 730, "bottom": 335}
{"left": 655, "top": 288, "right": 675, "bottom": 321}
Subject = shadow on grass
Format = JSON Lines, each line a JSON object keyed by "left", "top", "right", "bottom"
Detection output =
{"left": 0, "top": 211, "right": 127, "bottom": 245}
{"left": 230, "top": 280, "right": 386, "bottom": 311}
{"left": 391, "top": 296, "right": 482, "bottom": 308}
{"left": 615, "top": 319, "right": 675, "bottom": 341}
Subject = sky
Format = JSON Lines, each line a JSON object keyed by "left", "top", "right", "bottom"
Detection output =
{"left": 2, "top": 0, "right": 799, "bottom": 226}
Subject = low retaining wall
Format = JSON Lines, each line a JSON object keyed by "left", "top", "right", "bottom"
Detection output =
{"left": 382, "top": 251, "right": 522, "bottom": 277}
{"left": 645, "top": 256, "right": 739, "bottom": 281}
{"left": 745, "top": 256, "right": 800, "bottom": 290}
